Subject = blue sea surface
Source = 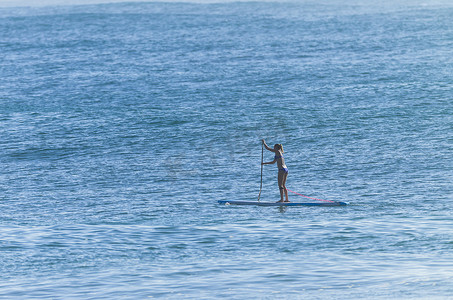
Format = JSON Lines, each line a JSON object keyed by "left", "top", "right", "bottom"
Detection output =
{"left": 1, "top": 1, "right": 452, "bottom": 299}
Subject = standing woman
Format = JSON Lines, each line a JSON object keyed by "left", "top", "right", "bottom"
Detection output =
{"left": 261, "top": 139, "right": 289, "bottom": 202}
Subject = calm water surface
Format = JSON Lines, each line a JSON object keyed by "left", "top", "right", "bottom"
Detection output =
{"left": 1, "top": 1, "right": 452, "bottom": 298}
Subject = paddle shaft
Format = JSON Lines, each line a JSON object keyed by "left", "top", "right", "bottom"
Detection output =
{"left": 258, "top": 142, "right": 263, "bottom": 201}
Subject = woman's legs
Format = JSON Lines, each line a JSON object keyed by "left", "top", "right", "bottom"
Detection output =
{"left": 277, "top": 171, "right": 284, "bottom": 202}
{"left": 277, "top": 171, "right": 289, "bottom": 202}
{"left": 282, "top": 172, "right": 289, "bottom": 202}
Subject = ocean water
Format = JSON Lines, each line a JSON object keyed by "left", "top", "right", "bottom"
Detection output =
{"left": 1, "top": 1, "right": 452, "bottom": 299}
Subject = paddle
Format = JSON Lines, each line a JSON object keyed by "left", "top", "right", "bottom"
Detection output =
{"left": 258, "top": 141, "right": 264, "bottom": 201}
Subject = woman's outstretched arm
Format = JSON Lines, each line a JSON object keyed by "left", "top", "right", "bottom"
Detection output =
{"left": 262, "top": 139, "right": 276, "bottom": 153}
{"left": 262, "top": 159, "right": 276, "bottom": 165}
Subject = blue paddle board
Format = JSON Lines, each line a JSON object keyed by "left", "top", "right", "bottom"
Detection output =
{"left": 218, "top": 200, "right": 348, "bottom": 207}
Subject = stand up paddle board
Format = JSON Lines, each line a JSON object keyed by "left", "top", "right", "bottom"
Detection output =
{"left": 218, "top": 200, "right": 348, "bottom": 207}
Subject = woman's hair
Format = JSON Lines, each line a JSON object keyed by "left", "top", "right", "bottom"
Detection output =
{"left": 274, "top": 144, "right": 284, "bottom": 153}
